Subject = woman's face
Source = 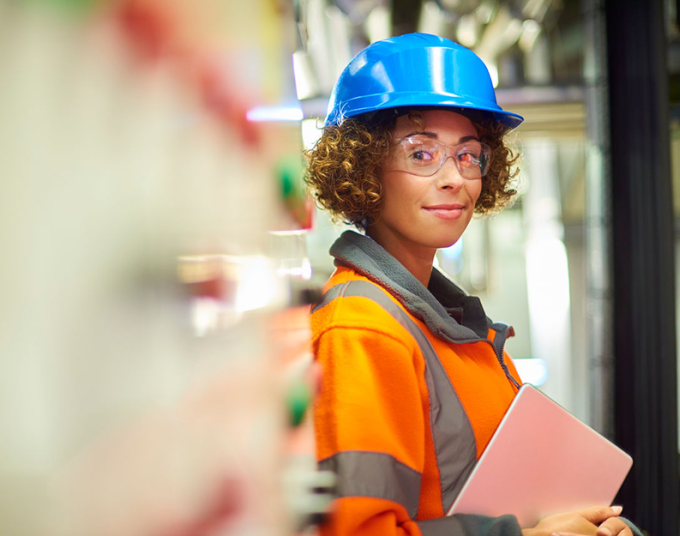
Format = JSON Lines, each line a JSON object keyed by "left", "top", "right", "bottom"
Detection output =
{"left": 366, "top": 109, "right": 483, "bottom": 260}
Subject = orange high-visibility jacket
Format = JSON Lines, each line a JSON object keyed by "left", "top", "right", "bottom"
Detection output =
{"left": 312, "top": 231, "right": 523, "bottom": 536}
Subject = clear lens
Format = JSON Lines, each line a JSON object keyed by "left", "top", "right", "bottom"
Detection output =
{"left": 389, "top": 137, "right": 491, "bottom": 178}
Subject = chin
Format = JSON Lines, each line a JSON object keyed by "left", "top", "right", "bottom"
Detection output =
{"left": 427, "top": 236, "right": 462, "bottom": 250}
{"left": 420, "top": 224, "right": 468, "bottom": 250}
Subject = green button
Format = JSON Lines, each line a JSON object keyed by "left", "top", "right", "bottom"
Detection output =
{"left": 287, "top": 380, "right": 312, "bottom": 428}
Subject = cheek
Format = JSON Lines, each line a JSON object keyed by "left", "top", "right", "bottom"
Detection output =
{"left": 381, "top": 174, "right": 422, "bottom": 211}
{"left": 468, "top": 180, "right": 483, "bottom": 204}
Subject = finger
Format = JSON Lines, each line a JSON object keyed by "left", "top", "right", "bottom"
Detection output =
{"left": 596, "top": 516, "right": 632, "bottom": 536}
{"left": 579, "top": 505, "right": 623, "bottom": 524}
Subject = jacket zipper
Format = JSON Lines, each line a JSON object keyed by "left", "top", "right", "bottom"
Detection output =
{"left": 488, "top": 323, "right": 521, "bottom": 390}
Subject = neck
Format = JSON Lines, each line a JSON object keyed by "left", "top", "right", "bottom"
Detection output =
{"left": 365, "top": 228, "right": 436, "bottom": 287}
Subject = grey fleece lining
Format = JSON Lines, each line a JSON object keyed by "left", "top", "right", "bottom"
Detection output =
{"left": 330, "top": 230, "right": 491, "bottom": 343}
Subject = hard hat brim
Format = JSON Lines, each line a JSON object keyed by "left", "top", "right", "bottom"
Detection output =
{"left": 325, "top": 93, "right": 524, "bottom": 131}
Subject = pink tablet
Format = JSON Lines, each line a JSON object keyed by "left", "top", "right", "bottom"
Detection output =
{"left": 447, "top": 384, "right": 633, "bottom": 528}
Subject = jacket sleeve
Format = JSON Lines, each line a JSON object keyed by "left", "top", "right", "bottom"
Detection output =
{"left": 313, "top": 324, "right": 523, "bottom": 536}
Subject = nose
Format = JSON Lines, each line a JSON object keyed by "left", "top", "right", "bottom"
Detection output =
{"left": 435, "top": 156, "right": 465, "bottom": 191}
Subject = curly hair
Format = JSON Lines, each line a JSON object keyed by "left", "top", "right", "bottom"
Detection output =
{"left": 304, "top": 108, "right": 520, "bottom": 230}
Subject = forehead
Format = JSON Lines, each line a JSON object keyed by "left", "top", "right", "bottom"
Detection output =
{"left": 393, "top": 109, "right": 478, "bottom": 141}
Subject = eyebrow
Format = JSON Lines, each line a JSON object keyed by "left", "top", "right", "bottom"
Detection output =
{"left": 402, "top": 130, "right": 480, "bottom": 143}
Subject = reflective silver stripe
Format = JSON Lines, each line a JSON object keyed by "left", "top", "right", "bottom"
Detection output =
{"left": 319, "top": 451, "right": 422, "bottom": 518}
{"left": 313, "top": 281, "right": 477, "bottom": 512}
{"left": 416, "top": 517, "right": 465, "bottom": 536}
{"left": 312, "top": 280, "right": 353, "bottom": 313}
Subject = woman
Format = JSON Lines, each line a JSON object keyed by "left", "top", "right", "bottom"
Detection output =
{"left": 305, "top": 33, "right": 640, "bottom": 536}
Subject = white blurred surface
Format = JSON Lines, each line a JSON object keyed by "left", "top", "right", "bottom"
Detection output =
{"left": 0, "top": 2, "right": 298, "bottom": 535}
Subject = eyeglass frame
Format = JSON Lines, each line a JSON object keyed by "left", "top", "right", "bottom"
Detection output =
{"left": 384, "top": 135, "right": 493, "bottom": 179}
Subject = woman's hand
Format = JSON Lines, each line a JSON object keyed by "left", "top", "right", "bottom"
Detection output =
{"left": 521, "top": 505, "right": 623, "bottom": 536}
{"left": 549, "top": 512, "right": 633, "bottom": 536}
{"left": 593, "top": 514, "right": 634, "bottom": 536}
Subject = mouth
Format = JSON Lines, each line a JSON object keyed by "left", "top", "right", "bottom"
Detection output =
{"left": 424, "top": 204, "right": 465, "bottom": 210}
{"left": 422, "top": 204, "right": 466, "bottom": 220}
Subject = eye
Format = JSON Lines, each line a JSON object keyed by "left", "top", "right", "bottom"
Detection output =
{"left": 409, "top": 148, "right": 435, "bottom": 162}
{"left": 457, "top": 147, "right": 482, "bottom": 168}
{"left": 403, "top": 139, "right": 442, "bottom": 165}
{"left": 458, "top": 152, "right": 479, "bottom": 166}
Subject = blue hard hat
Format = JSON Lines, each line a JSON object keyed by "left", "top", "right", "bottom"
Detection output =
{"left": 324, "top": 33, "right": 523, "bottom": 131}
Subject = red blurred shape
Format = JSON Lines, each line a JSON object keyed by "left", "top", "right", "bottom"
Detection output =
{"left": 198, "top": 58, "right": 261, "bottom": 147}
{"left": 185, "top": 278, "right": 223, "bottom": 300}
{"left": 164, "top": 477, "right": 246, "bottom": 536}
{"left": 115, "top": 0, "right": 176, "bottom": 62}
{"left": 113, "top": 2, "right": 262, "bottom": 146}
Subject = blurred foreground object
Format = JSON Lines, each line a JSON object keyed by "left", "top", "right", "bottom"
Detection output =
{"left": 273, "top": 287, "right": 336, "bottom": 534}
{"left": 0, "top": 1, "right": 317, "bottom": 535}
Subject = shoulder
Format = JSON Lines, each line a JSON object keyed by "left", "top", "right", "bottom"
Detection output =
{"left": 312, "top": 266, "right": 416, "bottom": 347}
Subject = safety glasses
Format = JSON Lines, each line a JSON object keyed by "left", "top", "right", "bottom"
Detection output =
{"left": 387, "top": 136, "right": 492, "bottom": 179}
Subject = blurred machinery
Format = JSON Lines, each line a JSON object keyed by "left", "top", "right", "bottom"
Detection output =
{"left": 0, "top": 1, "right": 330, "bottom": 535}
{"left": 294, "top": 0, "right": 572, "bottom": 109}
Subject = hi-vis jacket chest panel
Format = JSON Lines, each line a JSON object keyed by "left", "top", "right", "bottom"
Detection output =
{"left": 312, "top": 276, "right": 521, "bottom": 530}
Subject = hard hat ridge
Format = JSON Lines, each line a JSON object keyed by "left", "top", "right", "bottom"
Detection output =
{"left": 324, "top": 32, "right": 524, "bottom": 131}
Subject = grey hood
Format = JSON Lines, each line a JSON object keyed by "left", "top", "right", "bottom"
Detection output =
{"left": 330, "top": 230, "right": 492, "bottom": 343}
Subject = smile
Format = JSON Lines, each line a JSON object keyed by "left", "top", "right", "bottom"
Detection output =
{"left": 423, "top": 204, "right": 465, "bottom": 220}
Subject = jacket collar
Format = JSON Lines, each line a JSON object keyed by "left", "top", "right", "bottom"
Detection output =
{"left": 330, "top": 230, "right": 490, "bottom": 342}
